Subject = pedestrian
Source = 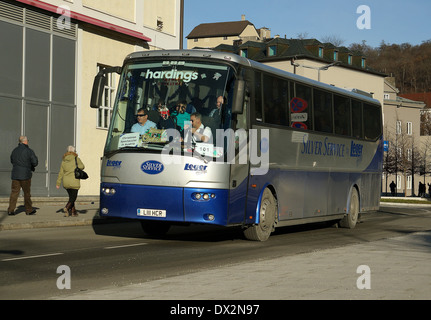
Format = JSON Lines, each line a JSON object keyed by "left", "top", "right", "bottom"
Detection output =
{"left": 7, "top": 136, "right": 38, "bottom": 216}
{"left": 390, "top": 180, "right": 396, "bottom": 196}
{"left": 56, "top": 146, "right": 85, "bottom": 217}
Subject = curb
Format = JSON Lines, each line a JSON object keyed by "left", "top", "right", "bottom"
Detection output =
{"left": 0, "top": 215, "right": 124, "bottom": 231}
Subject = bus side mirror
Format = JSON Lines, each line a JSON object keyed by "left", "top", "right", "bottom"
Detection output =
{"left": 90, "top": 66, "right": 122, "bottom": 108}
{"left": 232, "top": 79, "right": 245, "bottom": 114}
{"left": 90, "top": 72, "right": 106, "bottom": 109}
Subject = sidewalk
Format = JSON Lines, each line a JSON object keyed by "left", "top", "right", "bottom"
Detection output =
{"left": 0, "top": 196, "right": 103, "bottom": 231}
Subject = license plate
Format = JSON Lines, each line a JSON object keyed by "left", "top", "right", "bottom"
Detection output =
{"left": 137, "top": 208, "right": 166, "bottom": 218}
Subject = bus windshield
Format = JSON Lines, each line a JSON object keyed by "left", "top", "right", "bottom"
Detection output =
{"left": 105, "top": 60, "right": 236, "bottom": 158}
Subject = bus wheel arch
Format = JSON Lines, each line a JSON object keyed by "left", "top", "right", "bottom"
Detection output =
{"left": 339, "top": 185, "right": 360, "bottom": 229}
{"left": 243, "top": 186, "right": 278, "bottom": 241}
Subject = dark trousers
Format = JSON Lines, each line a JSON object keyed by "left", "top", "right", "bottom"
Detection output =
{"left": 66, "top": 189, "right": 79, "bottom": 206}
{"left": 8, "top": 179, "right": 33, "bottom": 213}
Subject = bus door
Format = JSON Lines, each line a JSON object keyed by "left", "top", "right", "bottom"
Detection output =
{"left": 227, "top": 89, "right": 250, "bottom": 224}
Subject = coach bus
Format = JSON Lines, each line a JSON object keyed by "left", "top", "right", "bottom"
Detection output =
{"left": 90, "top": 49, "right": 383, "bottom": 241}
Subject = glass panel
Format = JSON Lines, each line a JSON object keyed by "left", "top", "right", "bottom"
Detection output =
{"left": 291, "top": 83, "right": 312, "bottom": 130}
{"left": 313, "top": 89, "right": 333, "bottom": 133}
{"left": 352, "top": 100, "right": 363, "bottom": 138}
{"left": 363, "top": 103, "right": 382, "bottom": 140}
{"left": 263, "top": 75, "right": 288, "bottom": 126}
{"left": 105, "top": 60, "right": 235, "bottom": 159}
{"left": 334, "top": 95, "right": 351, "bottom": 136}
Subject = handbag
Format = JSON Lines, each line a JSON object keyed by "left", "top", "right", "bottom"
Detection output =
{"left": 74, "top": 157, "right": 89, "bottom": 180}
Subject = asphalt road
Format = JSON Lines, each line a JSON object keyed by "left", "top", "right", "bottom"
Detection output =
{"left": 1, "top": 204, "right": 431, "bottom": 300}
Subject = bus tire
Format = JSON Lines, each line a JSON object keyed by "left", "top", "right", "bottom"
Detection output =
{"left": 243, "top": 188, "right": 277, "bottom": 241}
{"left": 339, "top": 188, "right": 359, "bottom": 229}
{"left": 140, "top": 221, "right": 171, "bottom": 236}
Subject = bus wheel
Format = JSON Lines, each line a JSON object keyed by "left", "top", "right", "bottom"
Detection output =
{"left": 339, "top": 188, "right": 359, "bottom": 229}
{"left": 140, "top": 221, "right": 171, "bottom": 236}
{"left": 244, "top": 188, "right": 277, "bottom": 241}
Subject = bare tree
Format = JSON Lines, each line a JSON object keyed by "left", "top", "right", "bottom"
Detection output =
{"left": 320, "top": 35, "right": 345, "bottom": 47}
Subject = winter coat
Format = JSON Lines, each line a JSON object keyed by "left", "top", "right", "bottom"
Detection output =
{"left": 10, "top": 143, "right": 38, "bottom": 180}
{"left": 56, "top": 152, "right": 85, "bottom": 190}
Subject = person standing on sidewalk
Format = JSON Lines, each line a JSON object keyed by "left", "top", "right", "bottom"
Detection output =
{"left": 56, "top": 146, "right": 85, "bottom": 217}
{"left": 7, "top": 136, "right": 39, "bottom": 216}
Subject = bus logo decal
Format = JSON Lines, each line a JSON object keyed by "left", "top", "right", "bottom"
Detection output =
{"left": 141, "top": 161, "right": 164, "bottom": 175}
{"left": 184, "top": 163, "right": 208, "bottom": 173}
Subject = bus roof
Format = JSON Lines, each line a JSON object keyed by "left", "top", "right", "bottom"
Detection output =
{"left": 125, "top": 49, "right": 381, "bottom": 106}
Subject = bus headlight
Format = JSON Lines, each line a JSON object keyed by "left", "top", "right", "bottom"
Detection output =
{"left": 192, "top": 193, "right": 215, "bottom": 201}
{"left": 102, "top": 188, "right": 116, "bottom": 195}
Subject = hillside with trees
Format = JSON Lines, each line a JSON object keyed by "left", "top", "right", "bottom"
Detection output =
{"left": 349, "top": 40, "right": 431, "bottom": 95}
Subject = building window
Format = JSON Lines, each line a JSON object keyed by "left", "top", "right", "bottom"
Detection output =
{"left": 348, "top": 54, "right": 352, "bottom": 65}
{"left": 407, "top": 148, "right": 413, "bottom": 162}
{"left": 97, "top": 65, "right": 116, "bottom": 130}
{"left": 407, "top": 175, "right": 412, "bottom": 190}
{"left": 318, "top": 47, "right": 323, "bottom": 58}
{"left": 396, "top": 120, "right": 402, "bottom": 135}
{"left": 397, "top": 175, "right": 402, "bottom": 190}
{"left": 361, "top": 58, "right": 366, "bottom": 68}
{"left": 384, "top": 93, "right": 390, "bottom": 99}
{"left": 157, "top": 17, "right": 163, "bottom": 31}
{"left": 407, "top": 122, "right": 412, "bottom": 135}
{"left": 241, "top": 49, "right": 248, "bottom": 58}
{"left": 333, "top": 50, "right": 338, "bottom": 61}
{"left": 268, "top": 45, "right": 276, "bottom": 56}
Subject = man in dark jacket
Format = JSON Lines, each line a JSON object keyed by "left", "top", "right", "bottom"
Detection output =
{"left": 7, "top": 136, "right": 38, "bottom": 215}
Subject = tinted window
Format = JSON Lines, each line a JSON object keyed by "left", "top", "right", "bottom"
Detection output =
{"left": 352, "top": 100, "right": 363, "bottom": 138}
{"left": 291, "top": 83, "right": 312, "bottom": 130}
{"left": 254, "top": 72, "right": 263, "bottom": 122}
{"left": 363, "top": 103, "right": 382, "bottom": 140}
{"left": 334, "top": 95, "right": 351, "bottom": 136}
{"left": 313, "top": 89, "right": 333, "bottom": 133}
{"left": 263, "top": 75, "right": 288, "bottom": 126}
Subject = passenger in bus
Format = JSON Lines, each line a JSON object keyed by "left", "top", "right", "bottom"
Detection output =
{"left": 157, "top": 105, "right": 177, "bottom": 130}
{"left": 209, "top": 96, "right": 224, "bottom": 118}
{"left": 131, "top": 108, "right": 157, "bottom": 135}
{"left": 171, "top": 100, "right": 191, "bottom": 132}
{"left": 183, "top": 112, "right": 212, "bottom": 144}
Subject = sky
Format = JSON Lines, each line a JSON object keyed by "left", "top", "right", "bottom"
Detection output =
{"left": 183, "top": 0, "right": 431, "bottom": 48}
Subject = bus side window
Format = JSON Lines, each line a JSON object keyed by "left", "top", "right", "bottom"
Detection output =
{"left": 292, "top": 83, "right": 312, "bottom": 130}
{"left": 334, "top": 95, "right": 351, "bottom": 136}
{"left": 254, "top": 71, "right": 263, "bottom": 122}
{"left": 352, "top": 100, "right": 363, "bottom": 139}
{"left": 364, "top": 103, "right": 382, "bottom": 140}
{"left": 313, "top": 89, "right": 333, "bottom": 133}
{"left": 263, "top": 75, "right": 288, "bottom": 126}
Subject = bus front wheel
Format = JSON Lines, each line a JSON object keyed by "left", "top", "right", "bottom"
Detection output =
{"left": 244, "top": 188, "right": 277, "bottom": 241}
{"left": 339, "top": 188, "right": 359, "bottom": 229}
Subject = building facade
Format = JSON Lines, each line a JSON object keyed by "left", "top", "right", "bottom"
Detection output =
{"left": 0, "top": 0, "right": 183, "bottom": 197}
{"left": 383, "top": 78, "right": 427, "bottom": 196}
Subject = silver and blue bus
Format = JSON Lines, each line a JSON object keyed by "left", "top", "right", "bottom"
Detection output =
{"left": 90, "top": 50, "right": 383, "bottom": 241}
